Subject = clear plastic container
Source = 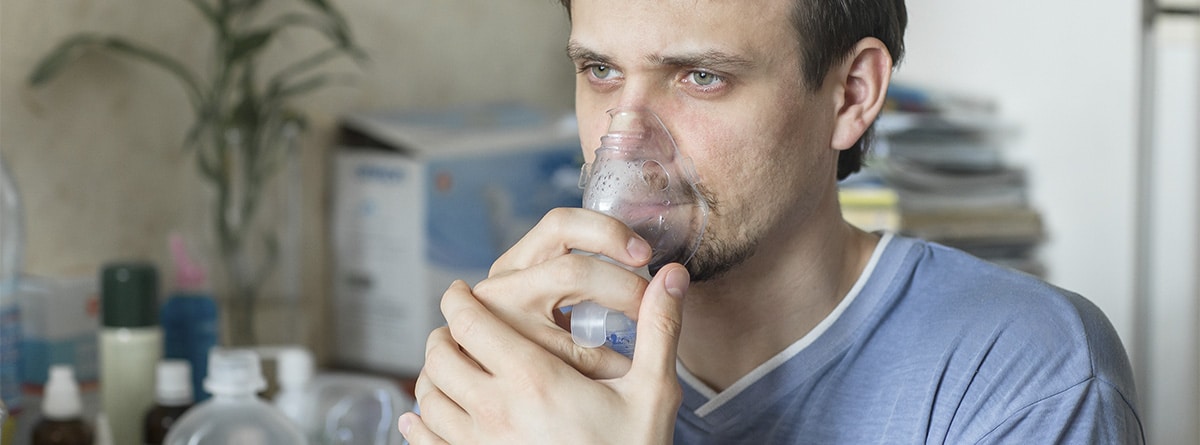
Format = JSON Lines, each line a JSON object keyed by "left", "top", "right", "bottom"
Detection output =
{"left": 274, "top": 347, "right": 409, "bottom": 445}
{"left": 163, "top": 348, "right": 304, "bottom": 445}
{"left": 0, "top": 154, "right": 24, "bottom": 422}
{"left": 571, "top": 108, "right": 709, "bottom": 357}
{"left": 569, "top": 300, "right": 640, "bottom": 357}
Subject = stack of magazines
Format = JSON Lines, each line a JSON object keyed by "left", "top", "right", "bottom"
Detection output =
{"left": 840, "top": 84, "right": 1045, "bottom": 277}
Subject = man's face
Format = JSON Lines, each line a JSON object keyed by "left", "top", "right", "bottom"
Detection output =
{"left": 569, "top": 0, "right": 840, "bottom": 281}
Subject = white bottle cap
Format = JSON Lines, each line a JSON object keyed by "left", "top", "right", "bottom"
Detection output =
{"left": 204, "top": 348, "right": 266, "bottom": 395}
{"left": 275, "top": 347, "right": 314, "bottom": 391}
{"left": 156, "top": 360, "right": 194, "bottom": 406}
{"left": 42, "top": 365, "right": 82, "bottom": 419}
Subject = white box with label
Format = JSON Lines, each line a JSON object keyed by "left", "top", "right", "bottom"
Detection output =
{"left": 331, "top": 105, "right": 582, "bottom": 376}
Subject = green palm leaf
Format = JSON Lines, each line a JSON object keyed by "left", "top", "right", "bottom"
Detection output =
{"left": 29, "top": 34, "right": 204, "bottom": 109}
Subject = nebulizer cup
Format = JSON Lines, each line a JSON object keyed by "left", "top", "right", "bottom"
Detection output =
{"left": 570, "top": 108, "right": 709, "bottom": 358}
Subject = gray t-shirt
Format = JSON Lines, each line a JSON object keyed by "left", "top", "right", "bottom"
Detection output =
{"left": 674, "top": 234, "right": 1144, "bottom": 444}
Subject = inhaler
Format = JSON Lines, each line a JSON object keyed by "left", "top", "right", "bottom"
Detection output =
{"left": 570, "top": 108, "right": 709, "bottom": 358}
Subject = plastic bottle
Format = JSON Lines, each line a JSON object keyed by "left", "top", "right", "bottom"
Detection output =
{"left": 273, "top": 347, "right": 408, "bottom": 445}
{"left": 0, "top": 398, "right": 9, "bottom": 445}
{"left": 93, "top": 413, "right": 113, "bottom": 445}
{"left": 30, "top": 365, "right": 93, "bottom": 445}
{"left": 570, "top": 108, "right": 710, "bottom": 357}
{"left": 160, "top": 235, "right": 218, "bottom": 402}
{"left": 0, "top": 154, "right": 24, "bottom": 438}
{"left": 143, "top": 360, "right": 194, "bottom": 445}
{"left": 99, "top": 261, "right": 162, "bottom": 445}
{"left": 164, "top": 348, "right": 305, "bottom": 445}
{"left": 273, "top": 347, "right": 317, "bottom": 441}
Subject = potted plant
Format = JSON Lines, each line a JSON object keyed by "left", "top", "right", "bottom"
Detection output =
{"left": 29, "top": 0, "right": 365, "bottom": 346}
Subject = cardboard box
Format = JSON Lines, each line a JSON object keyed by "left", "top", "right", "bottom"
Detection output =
{"left": 331, "top": 104, "right": 582, "bottom": 375}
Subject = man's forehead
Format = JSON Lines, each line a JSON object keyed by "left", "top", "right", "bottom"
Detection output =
{"left": 566, "top": 0, "right": 795, "bottom": 63}
{"left": 569, "top": 0, "right": 792, "bottom": 13}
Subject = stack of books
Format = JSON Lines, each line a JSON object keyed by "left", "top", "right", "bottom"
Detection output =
{"left": 840, "top": 84, "right": 1045, "bottom": 277}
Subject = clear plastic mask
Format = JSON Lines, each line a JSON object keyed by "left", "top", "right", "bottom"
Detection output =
{"left": 571, "top": 108, "right": 709, "bottom": 355}
{"left": 579, "top": 108, "right": 709, "bottom": 272}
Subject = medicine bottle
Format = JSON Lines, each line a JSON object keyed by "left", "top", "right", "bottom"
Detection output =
{"left": 143, "top": 360, "right": 193, "bottom": 445}
{"left": 31, "top": 366, "right": 93, "bottom": 445}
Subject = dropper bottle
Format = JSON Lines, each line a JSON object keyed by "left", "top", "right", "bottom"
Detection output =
{"left": 143, "top": 360, "right": 194, "bottom": 445}
{"left": 31, "top": 365, "right": 93, "bottom": 445}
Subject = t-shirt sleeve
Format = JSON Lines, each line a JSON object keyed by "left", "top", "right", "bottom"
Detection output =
{"left": 974, "top": 377, "right": 1144, "bottom": 444}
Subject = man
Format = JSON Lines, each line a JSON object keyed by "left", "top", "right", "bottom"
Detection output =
{"left": 400, "top": 0, "right": 1144, "bottom": 443}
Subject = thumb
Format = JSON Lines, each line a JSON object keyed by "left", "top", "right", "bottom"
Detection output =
{"left": 630, "top": 263, "right": 688, "bottom": 380}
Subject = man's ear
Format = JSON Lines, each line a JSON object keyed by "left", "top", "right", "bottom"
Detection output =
{"left": 830, "top": 38, "right": 893, "bottom": 151}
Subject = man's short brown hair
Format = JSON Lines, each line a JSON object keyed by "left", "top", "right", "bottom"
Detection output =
{"left": 557, "top": 0, "right": 907, "bottom": 180}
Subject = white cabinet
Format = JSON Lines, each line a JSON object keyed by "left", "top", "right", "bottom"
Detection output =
{"left": 1144, "top": 13, "right": 1199, "bottom": 444}
{"left": 901, "top": 1, "right": 1198, "bottom": 442}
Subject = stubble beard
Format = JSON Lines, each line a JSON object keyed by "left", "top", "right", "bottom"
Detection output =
{"left": 684, "top": 186, "right": 759, "bottom": 282}
{"left": 687, "top": 232, "right": 758, "bottom": 282}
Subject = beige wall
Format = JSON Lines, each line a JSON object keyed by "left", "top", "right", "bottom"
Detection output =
{"left": 0, "top": 0, "right": 574, "bottom": 359}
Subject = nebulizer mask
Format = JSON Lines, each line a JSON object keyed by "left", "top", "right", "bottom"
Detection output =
{"left": 570, "top": 108, "right": 709, "bottom": 358}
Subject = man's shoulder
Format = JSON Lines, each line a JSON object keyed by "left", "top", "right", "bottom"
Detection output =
{"left": 868, "top": 236, "right": 1119, "bottom": 375}
{"left": 894, "top": 236, "right": 1097, "bottom": 327}
{"left": 880, "top": 236, "right": 1137, "bottom": 412}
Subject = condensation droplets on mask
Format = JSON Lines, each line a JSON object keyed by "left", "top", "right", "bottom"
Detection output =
{"left": 570, "top": 108, "right": 709, "bottom": 357}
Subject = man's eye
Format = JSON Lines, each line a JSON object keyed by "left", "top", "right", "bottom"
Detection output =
{"left": 690, "top": 71, "right": 722, "bottom": 86}
{"left": 590, "top": 65, "right": 614, "bottom": 79}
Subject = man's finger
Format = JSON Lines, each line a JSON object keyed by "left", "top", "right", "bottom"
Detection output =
{"left": 630, "top": 263, "right": 689, "bottom": 380}
{"left": 398, "top": 412, "right": 450, "bottom": 445}
{"left": 440, "top": 280, "right": 563, "bottom": 377}
{"left": 475, "top": 253, "right": 649, "bottom": 318}
{"left": 413, "top": 370, "right": 474, "bottom": 444}
{"left": 474, "top": 256, "right": 647, "bottom": 379}
{"left": 491, "top": 207, "right": 651, "bottom": 276}
{"left": 531, "top": 322, "right": 633, "bottom": 379}
{"left": 421, "top": 327, "right": 489, "bottom": 412}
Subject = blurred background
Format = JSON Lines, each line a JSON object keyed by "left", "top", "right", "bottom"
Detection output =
{"left": 0, "top": 0, "right": 1196, "bottom": 444}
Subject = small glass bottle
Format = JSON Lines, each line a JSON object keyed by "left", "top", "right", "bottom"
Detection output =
{"left": 31, "top": 365, "right": 93, "bottom": 445}
{"left": 143, "top": 360, "right": 194, "bottom": 445}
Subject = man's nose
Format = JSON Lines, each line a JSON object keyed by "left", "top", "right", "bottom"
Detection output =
{"left": 613, "top": 74, "right": 667, "bottom": 112}
{"left": 611, "top": 79, "right": 691, "bottom": 144}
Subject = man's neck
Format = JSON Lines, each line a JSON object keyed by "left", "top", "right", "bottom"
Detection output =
{"left": 677, "top": 219, "right": 880, "bottom": 392}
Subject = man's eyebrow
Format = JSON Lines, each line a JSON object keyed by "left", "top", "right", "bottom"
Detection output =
{"left": 566, "top": 41, "right": 755, "bottom": 71}
{"left": 566, "top": 41, "right": 612, "bottom": 65}
{"left": 655, "top": 51, "right": 755, "bottom": 71}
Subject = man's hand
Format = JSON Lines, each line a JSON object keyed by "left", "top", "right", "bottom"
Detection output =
{"left": 476, "top": 207, "right": 662, "bottom": 379}
{"left": 471, "top": 207, "right": 665, "bottom": 379}
{"left": 401, "top": 265, "right": 688, "bottom": 444}
{"left": 398, "top": 209, "right": 691, "bottom": 444}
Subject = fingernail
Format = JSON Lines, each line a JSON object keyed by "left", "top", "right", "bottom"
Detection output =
{"left": 627, "top": 237, "right": 651, "bottom": 262}
{"left": 397, "top": 413, "right": 412, "bottom": 436}
{"left": 665, "top": 267, "right": 689, "bottom": 299}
